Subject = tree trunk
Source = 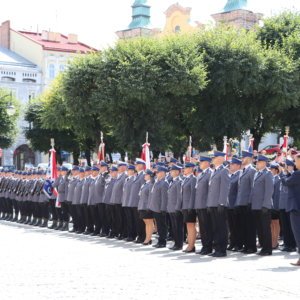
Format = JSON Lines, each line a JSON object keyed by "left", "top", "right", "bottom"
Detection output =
{"left": 85, "top": 149, "right": 91, "bottom": 166}
{"left": 73, "top": 147, "right": 80, "bottom": 166}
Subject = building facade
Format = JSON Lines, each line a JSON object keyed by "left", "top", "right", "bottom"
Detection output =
{"left": 0, "top": 46, "right": 42, "bottom": 168}
{"left": 0, "top": 20, "right": 96, "bottom": 169}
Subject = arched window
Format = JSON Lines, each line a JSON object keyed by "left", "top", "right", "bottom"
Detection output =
{"left": 23, "top": 78, "right": 36, "bottom": 83}
{"left": 1, "top": 76, "right": 15, "bottom": 82}
{"left": 49, "top": 64, "right": 55, "bottom": 79}
{"left": 175, "top": 25, "right": 181, "bottom": 33}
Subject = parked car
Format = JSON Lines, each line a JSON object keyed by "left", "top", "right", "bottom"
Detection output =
{"left": 259, "top": 144, "right": 281, "bottom": 155}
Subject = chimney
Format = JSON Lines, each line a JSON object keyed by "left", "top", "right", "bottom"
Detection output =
{"left": 41, "top": 30, "right": 48, "bottom": 40}
{"left": 68, "top": 33, "right": 78, "bottom": 44}
{"left": 0, "top": 20, "right": 11, "bottom": 49}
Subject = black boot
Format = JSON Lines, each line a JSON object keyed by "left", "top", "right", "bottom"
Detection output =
{"left": 55, "top": 221, "right": 63, "bottom": 230}
{"left": 48, "top": 220, "right": 57, "bottom": 229}
{"left": 34, "top": 218, "right": 42, "bottom": 226}
{"left": 40, "top": 219, "right": 48, "bottom": 228}
{"left": 61, "top": 222, "right": 69, "bottom": 231}
{"left": 29, "top": 218, "right": 37, "bottom": 226}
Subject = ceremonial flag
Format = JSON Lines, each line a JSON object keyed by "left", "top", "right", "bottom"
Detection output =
{"left": 248, "top": 137, "right": 254, "bottom": 153}
{"left": 223, "top": 136, "right": 230, "bottom": 160}
{"left": 43, "top": 147, "right": 58, "bottom": 203}
{"left": 278, "top": 132, "right": 289, "bottom": 162}
{"left": 98, "top": 132, "right": 105, "bottom": 162}
{"left": 141, "top": 132, "right": 151, "bottom": 169}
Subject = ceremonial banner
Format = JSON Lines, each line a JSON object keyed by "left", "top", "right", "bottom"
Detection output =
{"left": 141, "top": 132, "right": 151, "bottom": 169}
{"left": 98, "top": 132, "right": 105, "bottom": 162}
{"left": 43, "top": 147, "right": 59, "bottom": 205}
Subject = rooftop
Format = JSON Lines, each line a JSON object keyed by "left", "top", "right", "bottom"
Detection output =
{"left": 17, "top": 30, "right": 97, "bottom": 53}
{"left": 0, "top": 46, "right": 37, "bottom": 68}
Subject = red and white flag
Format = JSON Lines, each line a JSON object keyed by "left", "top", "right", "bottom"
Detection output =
{"left": 141, "top": 142, "right": 151, "bottom": 169}
{"left": 98, "top": 141, "right": 105, "bottom": 162}
{"left": 278, "top": 134, "right": 289, "bottom": 162}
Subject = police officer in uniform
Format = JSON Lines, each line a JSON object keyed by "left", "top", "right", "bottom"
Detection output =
{"left": 250, "top": 155, "right": 274, "bottom": 256}
{"left": 207, "top": 151, "right": 230, "bottom": 257}
{"left": 148, "top": 166, "right": 169, "bottom": 248}
{"left": 167, "top": 164, "right": 183, "bottom": 251}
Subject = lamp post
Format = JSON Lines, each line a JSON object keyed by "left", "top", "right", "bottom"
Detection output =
{"left": 1, "top": 92, "right": 15, "bottom": 116}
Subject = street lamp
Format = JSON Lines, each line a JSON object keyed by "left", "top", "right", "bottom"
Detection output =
{"left": 0, "top": 92, "right": 15, "bottom": 116}
{"left": 6, "top": 103, "right": 16, "bottom": 116}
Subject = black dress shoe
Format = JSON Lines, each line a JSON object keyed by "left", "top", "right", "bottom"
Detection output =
{"left": 76, "top": 230, "right": 84, "bottom": 234}
{"left": 227, "top": 245, "right": 234, "bottom": 251}
{"left": 211, "top": 252, "right": 227, "bottom": 258}
{"left": 183, "top": 247, "right": 195, "bottom": 253}
{"left": 143, "top": 240, "right": 152, "bottom": 246}
{"left": 69, "top": 228, "right": 76, "bottom": 233}
{"left": 155, "top": 244, "right": 166, "bottom": 248}
{"left": 257, "top": 251, "right": 272, "bottom": 256}
{"left": 281, "top": 247, "right": 296, "bottom": 252}
{"left": 200, "top": 250, "right": 213, "bottom": 255}
{"left": 232, "top": 247, "right": 243, "bottom": 252}
{"left": 83, "top": 230, "right": 92, "bottom": 235}
{"left": 90, "top": 232, "right": 99, "bottom": 236}
{"left": 125, "top": 237, "right": 134, "bottom": 242}
{"left": 239, "top": 247, "right": 247, "bottom": 253}
{"left": 99, "top": 233, "right": 107, "bottom": 237}
{"left": 134, "top": 239, "right": 143, "bottom": 244}
{"left": 170, "top": 246, "right": 182, "bottom": 251}
{"left": 244, "top": 249, "right": 257, "bottom": 254}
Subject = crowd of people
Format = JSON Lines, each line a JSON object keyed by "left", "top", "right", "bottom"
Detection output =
{"left": 0, "top": 150, "right": 299, "bottom": 266}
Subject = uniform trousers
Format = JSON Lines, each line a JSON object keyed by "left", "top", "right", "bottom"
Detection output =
{"left": 83, "top": 204, "right": 93, "bottom": 232}
{"left": 75, "top": 204, "right": 85, "bottom": 232}
{"left": 235, "top": 205, "right": 257, "bottom": 251}
{"left": 60, "top": 202, "right": 70, "bottom": 222}
{"left": 290, "top": 211, "right": 300, "bottom": 255}
{"left": 227, "top": 208, "right": 239, "bottom": 248}
{"left": 90, "top": 204, "right": 100, "bottom": 234}
{"left": 280, "top": 210, "right": 296, "bottom": 248}
{"left": 169, "top": 211, "right": 184, "bottom": 248}
{"left": 12, "top": 199, "right": 19, "bottom": 217}
{"left": 133, "top": 207, "right": 145, "bottom": 241}
{"left": 49, "top": 199, "right": 58, "bottom": 221}
{"left": 253, "top": 209, "right": 272, "bottom": 253}
{"left": 208, "top": 207, "right": 228, "bottom": 254}
{"left": 153, "top": 212, "right": 167, "bottom": 245}
{"left": 98, "top": 203, "right": 109, "bottom": 235}
{"left": 124, "top": 207, "right": 137, "bottom": 240}
{"left": 112, "top": 204, "right": 125, "bottom": 237}
{"left": 197, "top": 208, "right": 213, "bottom": 252}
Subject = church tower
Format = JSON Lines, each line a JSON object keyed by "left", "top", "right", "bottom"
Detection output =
{"left": 212, "top": 0, "right": 262, "bottom": 30}
{"left": 116, "top": 0, "right": 153, "bottom": 39}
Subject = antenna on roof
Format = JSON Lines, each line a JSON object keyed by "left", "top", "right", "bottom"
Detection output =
{"left": 36, "top": 24, "right": 39, "bottom": 35}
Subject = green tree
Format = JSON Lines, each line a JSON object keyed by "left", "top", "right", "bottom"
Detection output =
{"left": 0, "top": 89, "right": 20, "bottom": 148}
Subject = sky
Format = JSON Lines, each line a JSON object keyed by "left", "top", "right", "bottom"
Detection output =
{"left": 1, "top": 0, "right": 300, "bottom": 49}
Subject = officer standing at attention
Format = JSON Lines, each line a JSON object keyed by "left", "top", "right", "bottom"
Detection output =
{"left": 181, "top": 162, "right": 197, "bottom": 253}
{"left": 148, "top": 166, "right": 169, "bottom": 248}
{"left": 167, "top": 164, "right": 183, "bottom": 251}
{"left": 110, "top": 162, "right": 127, "bottom": 240}
{"left": 128, "top": 159, "right": 146, "bottom": 244}
{"left": 250, "top": 155, "right": 274, "bottom": 256}
{"left": 227, "top": 157, "right": 242, "bottom": 251}
{"left": 194, "top": 156, "right": 213, "bottom": 255}
{"left": 122, "top": 164, "right": 136, "bottom": 241}
{"left": 207, "top": 151, "right": 230, "bottom": 258}
{"left": 137, "top": 169, "right": 154, "bottom": 245}
{"left": 235, "top": 151, "right": 257, "bottom": 253}
{"left": 282, "top": 154, "right": 300, "bottom": 266}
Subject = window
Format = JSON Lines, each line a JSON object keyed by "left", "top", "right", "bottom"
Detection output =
{"left": 175, "top": 25, "right": 181, "bottom": 33}
{"left": 49, "top": 64, "right": 55, "bottom": 79}
{"left": 1, "top": 76, "right": 15, "bottom": 82}
{"left": 59, "top": 64, "right": 65, "bottom": 72}
{"left": 23, "top": 78, "right": 36, "bottom": 83}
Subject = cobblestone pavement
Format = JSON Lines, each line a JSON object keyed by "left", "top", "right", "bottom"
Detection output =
{"left": 0, "top": 220, "right": 299, "bottom": 300}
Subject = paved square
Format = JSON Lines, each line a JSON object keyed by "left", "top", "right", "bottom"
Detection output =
{"left": 0, "top": 221, "right": 299, "bottom": 300}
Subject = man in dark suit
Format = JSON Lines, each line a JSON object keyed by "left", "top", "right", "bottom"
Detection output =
{"left": 207, "top": 151, "right": 230, "bottom": 257}
{"left": 227, "top": 157, "right": 242, "bottom": 251}
{"left": 282, "top": 154, "right": 300, "bottom": 266}
{"left": 194, "top": 156, "right": 213, "bottom": 255}
{"left": 250, "top": 155, "right": 274, "bottom": 256}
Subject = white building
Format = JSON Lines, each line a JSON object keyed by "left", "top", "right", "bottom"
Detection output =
{"left": 0, "top": 46, "right": 42, "bottom": 169}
